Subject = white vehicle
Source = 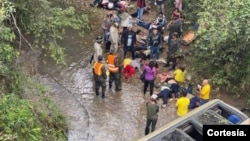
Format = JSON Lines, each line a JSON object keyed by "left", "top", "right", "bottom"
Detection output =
{"left": 137, "top": 99, "right": 250, "bottom": 141}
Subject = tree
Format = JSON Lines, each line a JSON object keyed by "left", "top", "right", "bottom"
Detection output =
{"left": 0, "top": 0, "right": 90, "bottom": 140}
{"left": 10, "top": 0, "right": 89, "bottom": 64}
{"left": 191, "top": 0, "right": 250, "bottom": 97}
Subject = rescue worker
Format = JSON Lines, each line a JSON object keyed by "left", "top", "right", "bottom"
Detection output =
{"left": 93, "top": 55, "right": 107, "bottom": 98}
{"left": 107, "top": 50, "right": 121, "bottom": 91}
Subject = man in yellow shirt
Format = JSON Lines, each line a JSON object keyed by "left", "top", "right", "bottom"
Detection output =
{"left": 197, "top": 79, "right": 211, "bottom": 105}
{"left": 176, "top": 90, "right": 190, "bottom": 116}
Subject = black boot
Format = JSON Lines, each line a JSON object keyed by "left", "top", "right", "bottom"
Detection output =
{"left": 101, "top": 93, "right": 105, "bottom": 98}
{"left": 96, "top": 90, "right": 99, "bottom": 96}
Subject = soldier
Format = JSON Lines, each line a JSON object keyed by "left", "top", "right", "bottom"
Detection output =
{"left": 107, "top": 50, "right": 121, "bottom": 91}
{"left": 93, "top": 55, "right": 107, "bottom": 98}
{"left": 165, "top": 32, "right": 181, "bottom": 69}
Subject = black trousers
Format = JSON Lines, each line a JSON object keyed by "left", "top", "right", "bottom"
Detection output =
{"left": 109, "top": 72, "right": 119, "bottom": 90}
{"left": 143, "top": 80, "right": 154, "bottom": 96}
{"left": 95, "top": 78, "right": 106, "bottom": 96}
{"left": 145, "top": 118, "right": 158, "bottom": 135}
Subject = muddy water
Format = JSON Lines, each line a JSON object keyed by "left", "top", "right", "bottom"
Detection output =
{"left": 17, "top": 5, "right": 249, "bottom": 141}
{"left": 25, "top": 28, "right": 177, "bottom": 141}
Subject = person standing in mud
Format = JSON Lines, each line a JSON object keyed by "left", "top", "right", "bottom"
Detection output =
{"left": 102, "top": 14, "right": 114, "bottom": 44}
{"left": 136, "top": 0, "right": 146, "bottom": 20}
{"left": 93, "top": 55, "right": 107, "bottom": 98}
{"left": 109, "top": 22, "right": 120, "bottom": 53}
{"left": 165, "top": 32, "right": 181, "bottom": 69}
{"left": 145, "top": 94, "right": 159, "bottom": 135}
{"left": 107, "top": 50, "right": 121, "bottom": 91}
{"left": 143, "top": 60, "right": 157, "bottom": 96}
{"left": 148, "top": 28, "right": 162, "bottom": 60}
{"left": 121, "top": 24, "right": 136, "bottom": 59}
{"left": 116, "top": 46, "right": 124, "bottom": 90}
{"left": 155, "top": 0, "right": 167, "bottom": 15}
{"left": 93, "top": 36, "right": 104, "bottom": 63}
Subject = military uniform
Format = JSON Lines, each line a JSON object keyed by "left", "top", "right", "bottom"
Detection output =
{"left": 107, "top": 53, "right": 120, "bottom": 91}
{"left": 93, "top": 61, "right": 107, "bottom": 98}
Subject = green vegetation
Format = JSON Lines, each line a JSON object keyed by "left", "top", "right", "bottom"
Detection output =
{"left": 0, "top": 0, "right": 90, "bottom": 140}
{"left": 0, "top": 0, "right": 249, "bottom": 140}
{"left": 186, "top": 0, "right": 250, "bottom": 99}
{"left": 164, "top": 0, "right": 250, "bottom": 105}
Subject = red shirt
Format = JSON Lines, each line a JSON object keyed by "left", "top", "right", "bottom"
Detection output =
{"left": 123, "top": 65, "right": 135, "bottom": 79}
{"left": 137, "top": 0, "right": 146, "bottom": 8}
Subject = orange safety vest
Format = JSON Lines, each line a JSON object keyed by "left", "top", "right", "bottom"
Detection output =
{"left": 93, "top": 62, "right": 104, "bottom": 76}
{"left": 107, "top": 54, "right": 119, "bottom": 73}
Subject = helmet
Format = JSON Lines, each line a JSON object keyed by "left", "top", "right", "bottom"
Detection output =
{"left": 96, "top": 36, "right": 103, "bottom": 42}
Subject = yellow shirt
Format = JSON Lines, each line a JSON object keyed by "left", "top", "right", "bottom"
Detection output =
{"left": 200, "top": 84, "right": 211, "bottom": 100}
{"left": 174, "top": 69, "right": 186, "bottom": 83}
{"left": 176, "top": 97, "right": 190, "bottom": 116}
{"left": 123, "top": 58, "right": 132, "bottom": 68}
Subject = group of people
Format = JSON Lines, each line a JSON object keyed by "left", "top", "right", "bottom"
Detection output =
{"left": 90, "top": 0, "right": 212, "bottom": 136}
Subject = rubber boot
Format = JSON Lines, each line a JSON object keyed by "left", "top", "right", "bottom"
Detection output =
{"left": 96, "top": 90, "right": 99, "bottom": 96}
{"left": 101, "top": 92, "right": 105, "bottom": 99}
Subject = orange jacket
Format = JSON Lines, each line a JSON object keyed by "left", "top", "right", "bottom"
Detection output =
{"left": 93, "top": 62, "right": 104, "bottom": 76}
{"left": 107, "top": 54, "right": 119, "bottom": 73}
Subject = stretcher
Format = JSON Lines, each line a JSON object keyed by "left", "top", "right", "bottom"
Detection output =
{"left": 181, "top": 30, "right": 196, "bottom": 45}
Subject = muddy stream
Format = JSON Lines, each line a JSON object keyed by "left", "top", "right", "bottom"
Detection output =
{"left": 17, "top": 6, "right": 249, "bottom": 141}
{"left": 16, "top": 27, "right": 177, "bottom": 141}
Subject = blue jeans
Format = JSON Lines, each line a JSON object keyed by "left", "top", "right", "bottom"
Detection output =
{"left": 159, "top": 21, "right": 167, "bottom": 29}
{"left": 137, "top": 7, "right": 144, "bottom": 20}
{"left": 150, "top": 45, "right": 160, "bottom": 60}
{"left": 137, "top": 21, "right": 150, "bottom": 30}
{"left": 157, "top": 89, "right": 171, "bottom": 104}
{"left": 103, "top": 29, "right": 110, "bottom": 42}
{"left": 199, "top": 98, "right": 209, "bottom": 105}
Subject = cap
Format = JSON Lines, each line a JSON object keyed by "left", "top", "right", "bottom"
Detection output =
{"left": 114, "top": 22, "right": 119, "bottom": 27}
{"left": 96, "top": 36, "right": 103, "bottom": 42}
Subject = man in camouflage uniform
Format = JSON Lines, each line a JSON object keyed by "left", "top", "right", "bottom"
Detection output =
{"left": 93, "top": 55, "right": 107, "bottom": 98}
{"left": 165, "top": 32, "right": 182, "bottom": 69}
